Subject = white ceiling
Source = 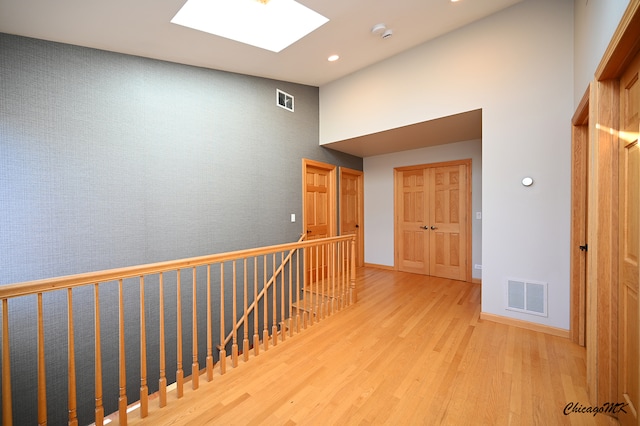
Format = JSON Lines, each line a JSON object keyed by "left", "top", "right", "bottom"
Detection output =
{"left": 0, "top": 0, "right": 520, "bottom": 156}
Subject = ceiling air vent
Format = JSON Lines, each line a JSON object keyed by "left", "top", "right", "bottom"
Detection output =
{"left": 277, "top": 89, "right": 294, "bottom": 112}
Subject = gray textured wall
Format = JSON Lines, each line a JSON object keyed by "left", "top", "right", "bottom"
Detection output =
{"left": 0, "top": 33, "right": 361, "bottom": 424}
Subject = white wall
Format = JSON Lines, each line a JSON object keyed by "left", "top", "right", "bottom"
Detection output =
{"left": 364, "top": 140, "right": 482, "bottom": 280}
{"left": 573, "top": 0, "right": 629, "bottom": 107}
{"left": 320, "top": 0, "right": 574, "bottom": 329}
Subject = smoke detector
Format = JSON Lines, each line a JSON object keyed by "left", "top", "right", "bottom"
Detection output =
{"left": 371, "top": 23, "right": 393, "bottom": 40}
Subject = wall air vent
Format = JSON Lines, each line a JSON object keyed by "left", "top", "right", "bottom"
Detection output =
{"left": 505, "top": 278, "right": 547, "bottom": 317}
{"left": 277, "top": 89, "right": 294, "bottom": 112}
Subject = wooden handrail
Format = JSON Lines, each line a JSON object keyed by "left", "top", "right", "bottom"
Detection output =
{"left": 0, "top": 235, "right": 351, "bottom": 299}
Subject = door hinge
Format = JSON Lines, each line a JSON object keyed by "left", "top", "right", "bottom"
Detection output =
{"left": 579, "top": 244, "right": 588, "bottom": 252}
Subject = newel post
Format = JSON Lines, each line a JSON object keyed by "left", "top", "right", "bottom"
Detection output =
{"left": 349, "top": 237, "right": 356, "bottom": 304}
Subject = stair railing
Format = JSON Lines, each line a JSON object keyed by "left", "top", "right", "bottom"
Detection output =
{"left": 0, "top": 235, "right": 356, "bottom": 426}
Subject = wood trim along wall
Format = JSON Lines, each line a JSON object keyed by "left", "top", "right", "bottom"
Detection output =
{"left": 363, "top": 263, "right": 396, "bottom": 271}
{"left": 572, "top": 86, "right": 590, "bottom": 126}
{"left": 570, "top": 86, "right": 589, "bottom": 347}
{"left": 595, "top": 0, "right": 640, "bottom": 81}
{"left": 479, "top": 313, "right": 570, "bottom": 339}
{"left": 393, "top": 159, "right": 473, "bottom": 282}
{"left": 580, "top": 0, "right": 640, "bottom": 407}
{"left": 587, "top": 78, "right": 620, "bottom": 407}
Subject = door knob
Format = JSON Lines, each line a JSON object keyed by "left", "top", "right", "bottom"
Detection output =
{"left": 421, "top": 226, "right": 429, "bottom": 230}
{"left": 430, "top": 226, "right": 438, "bottom": 230}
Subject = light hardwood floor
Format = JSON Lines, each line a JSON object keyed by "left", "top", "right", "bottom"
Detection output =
{"left": 117, "top": 267, "right": 618, "bottom": 425}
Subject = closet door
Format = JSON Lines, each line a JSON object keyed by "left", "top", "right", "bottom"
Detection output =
{"left": 429, "top": 164, "right": 468, "bottom": 281}
{"left": 395, "top": 168, "right": 429, "bottom": 275}
{"left": 395, "top": 161, "right": 470, "bottom": 281}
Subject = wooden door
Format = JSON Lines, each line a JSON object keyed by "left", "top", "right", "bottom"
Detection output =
{"left": 340, "top": 168, "right": 364, "bottom": 267}
{"left": 396, "top": 168, "right": 429, "bottom": 274}
{"left": 303, "top": 159, "right": 336, "bottom": 283}
{"left": 618, "top": 51, "right": 640, "bottom": 426}
{"left": 395, "top": 160, "right": 470, "bottom": 281}
{"left": 429, "top": 165, "right": 468, "bottom": 281}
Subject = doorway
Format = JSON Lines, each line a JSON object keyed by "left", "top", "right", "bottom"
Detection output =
{"left": 394, "top": 159, "right": 471, "bottom": 281}
{"left": 302, "top": 159, "right": 336, "bottom": 283}
{"left": 339, "top": 167, "right": 364, "bottom": 267}
{"left": 570, "top": 88, "right": 589, "bottom": 347}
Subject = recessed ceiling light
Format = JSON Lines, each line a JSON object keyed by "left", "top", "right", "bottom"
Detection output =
{"left": 328, "top": 54, "right": 340, "bottom": 62}
{"left": 171, "top": 0, "right": 330, "bottom": 53}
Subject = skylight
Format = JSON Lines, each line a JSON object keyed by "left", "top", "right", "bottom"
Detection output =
{"left": 171, "top": 0, "right": 330, "bottom": 53}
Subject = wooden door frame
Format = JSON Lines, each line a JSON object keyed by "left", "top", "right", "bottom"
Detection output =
{"left": 393, "top": 159, "right": 472, "bottom": 282}
{"left": 302, "top": 158, "right": 337, "bottom": 238}
{"left": 339, "top": 167, "right": 364, "bottom": 267}
{"left": 570, "top": 86, "right": 589, "bottom": 348}
{"left": 578, "top": 0, "right": 640, "bottom": 408}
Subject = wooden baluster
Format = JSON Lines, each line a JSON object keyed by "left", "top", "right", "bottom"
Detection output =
{"left": 176, "top": 271, "right": 184, "bottom": 397}
{"left": 253, "top": 257, "right": 260, "bottom": 356}
{"left": 37, "top": 293, "right": 47, "bottom": 426}
{"left": 327, "top": 243, "right": 332, "bottom": 316}
{"left": 337, "top": 241, "right": 342, "bottom": 310}
{"left": 288, "top": 250, "right": 293, "bottom": 338}
{"left": 231, "top": 261, "right": 238, "bottom": 368}
{"left": 206, "top": 265, "right": 214, "bottom": 381}
{"left": 333, "top": 242, "right": 338, "bottom": 313}
{"left": 158, "top": 273, "right": 167, "bottom": 407}
{"left": 315, "top": 243, "right": 320, "bottom": 323}
{"left": 271, "top": 254, "right": 278, "bottom": 347}
{"left": 67, "top": 289, "right": 78, "bottom": 426}
{"left": 191, "top": 267, "right": 199, "bottom": 390}
{"left": 262, "top": 255, "right": 269, "bottom": 351}
{"left": 139, "top": 277, "right": 148, "bottom": 418}
{"left": 320, "top": 244, "right": 326, "bottom": 320}
{"left": 2, "top": 299, "right": 12, "bottom": 426}
{"left": 350, "top": 238, "right": 357, "bottom": 304}
{"left": 326, "top": 243, "right": 330, "bottom": 316}
{"left": 280, "top": 252, "right": 286, "bottom": 342}
{"left": 219, "top": 264, "right": 226, "bottom": 374}
{"left": 243, "top": 259, "right": 249, "bottom": 362}
{"left": 342, "top": 240, "right": 347, "bottom": 309}
{"left": 117, "top": 280, "right": 127, "bottom": 426}
{"left": 304, "top": 247, "right": 310, "bottom": 328}
{"left": 94, "top": 284, "right": 104, "bottom": 426}
{"left": 295, "top": 249, "right": 301, "bottom": 333}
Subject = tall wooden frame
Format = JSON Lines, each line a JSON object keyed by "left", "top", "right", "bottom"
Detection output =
{"left": 570, "top": 86, "right": 589, "bottom": 347}
{"left": 302, "top": 159, "right": 337, "bottom": 286}
{"left": 573, "top": 0, "right": 640, "bottom": 410}
{"left": 339, "top": 167, "right": 364, "bottom": 267}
